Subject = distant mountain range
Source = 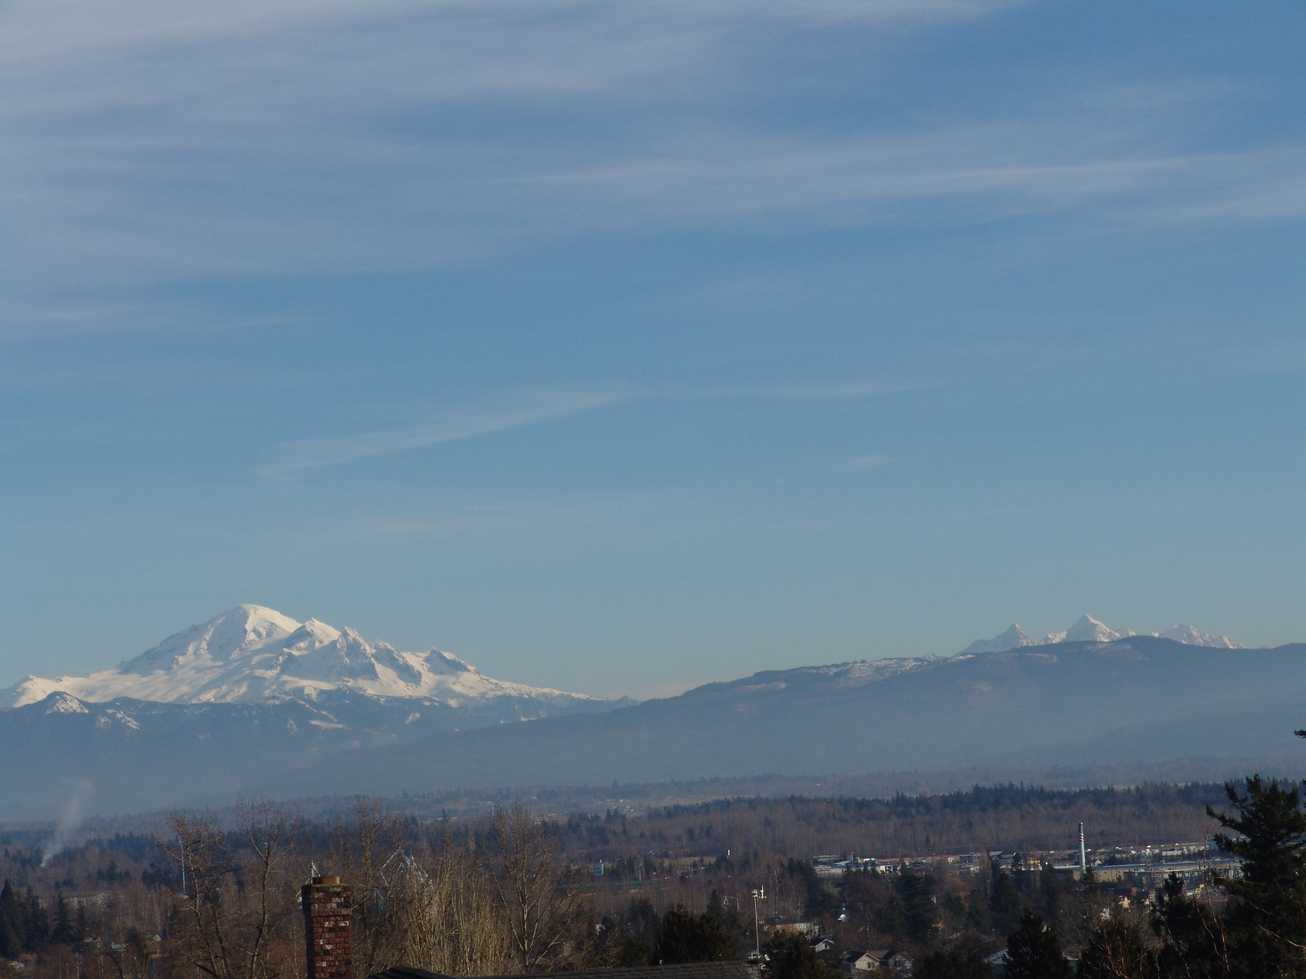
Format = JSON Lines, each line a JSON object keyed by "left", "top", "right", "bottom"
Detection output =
{"left": 0, "top": 608, "right": 1298, "bottom": 820}
{"left": 958, "top": 615, "right": 1244, "bottom": 654}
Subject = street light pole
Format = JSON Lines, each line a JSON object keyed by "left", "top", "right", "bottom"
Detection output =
{"left": 750, "top": 887, "right": 764, "bottom": 959}
{"left": 178, "top": 837, "right": 188, "bottom": 899}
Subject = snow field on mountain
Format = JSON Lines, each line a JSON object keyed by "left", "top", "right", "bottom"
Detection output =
{"left": 961, "top": 615, "right": 1243, "bottom": 656}
{"left": 3, "top": 604, "right": 599, "bottom": 709}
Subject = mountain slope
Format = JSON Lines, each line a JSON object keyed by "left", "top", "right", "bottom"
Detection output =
{"left": 251, "top": 637, "right": 1306, "bottom": 800}
{"left": 4, "top": 605, "right": 601, "bottom": 709}
{"left": 3, "top": 622, "right": 1300, "bottom": 819}
{"left": 0, "top": 605, "right": 632, "bottom": 819}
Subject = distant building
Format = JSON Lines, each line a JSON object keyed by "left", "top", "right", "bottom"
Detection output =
{"left": 766, "top": 919, "right": 819, "bottom": 937}
{"left": 842, "top": 951, "right": 880, "bottom": 973}
{"left": 865, "top": 950, "right": 912, "bottom": 976}
{"left": 842, "top": 949, "right": 912, "bottom": 976}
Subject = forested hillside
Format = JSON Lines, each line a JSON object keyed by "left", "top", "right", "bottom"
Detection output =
{"left": 548, "top": 783, "right": 1231, "bottom": 862}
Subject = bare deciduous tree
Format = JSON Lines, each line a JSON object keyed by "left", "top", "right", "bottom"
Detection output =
{"left": 485, "top": 804, "right": 588, "bottom": 972}
{"left": 332, "top": 799, "right": 404, "bottom": 979}
{"left": 385, "top": 844, "right": 512, "bottom": 977}
{"left": 166, "top": 800, "right": 301, "bottom": 979}
{"left": 333, "top": 798, "right": 513, "bottom": 978}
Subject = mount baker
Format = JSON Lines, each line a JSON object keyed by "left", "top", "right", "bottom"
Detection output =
{"left": 0, "top": 605, "right": 631, "bottom": 820}
{"left": 3, "top": 604, "right": 617, "bottom": 713}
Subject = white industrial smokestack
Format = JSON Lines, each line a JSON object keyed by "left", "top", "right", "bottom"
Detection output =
{"left": 1079, "top": 822, "right": 1087, "bottom": 874}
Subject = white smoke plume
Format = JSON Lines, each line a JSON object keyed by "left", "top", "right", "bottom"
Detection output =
{"left": 42, "top": 779, "right": 92, "bottom": 865}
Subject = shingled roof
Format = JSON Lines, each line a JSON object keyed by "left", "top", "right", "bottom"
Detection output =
{"left": 372, "top": 960, "right": 762, "bottom": 979}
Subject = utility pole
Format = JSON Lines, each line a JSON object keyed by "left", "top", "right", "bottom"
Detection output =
{"left": 178, "top": 837, "right": 188, "bottom": 899}
{"left": 751, "top": 887, "right": 764, "bottom": 960}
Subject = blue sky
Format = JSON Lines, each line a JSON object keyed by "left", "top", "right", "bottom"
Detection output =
{"left": 2, "top": 0, "right": 1303, "bottom": 699}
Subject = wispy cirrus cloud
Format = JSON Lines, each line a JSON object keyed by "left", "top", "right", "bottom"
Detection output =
{"left": 259, "top": 385, "right": 635, "bottom": 477}
{"left": 260, "top": 376, "right": 936, "bottom": 476}
{"left": 0, "top": 0, "right": 1023, "bottom": 63}
{"left": 5, "top": 0, "right": 1299, "bottom": 302}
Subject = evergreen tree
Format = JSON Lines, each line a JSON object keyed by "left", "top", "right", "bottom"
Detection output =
{"left": 657, "top": 905, "right": 738, "bottom": 964}
{"left": 989, "top": 868, "right": 1022, "bottom": 936}
{"left": 761, "top": 931, "right": 831, "bottom": 979}
{"left": 1004, "top": 908, "right": 1072, "bottom": 979}
{"left": 50, "top": 892, "right": 78, "bottom": 946}
{"left": 75, "top": 902, "right": 91, "bottom": 945}
{"left": 1208, "top": 775, "right": 1306, "bottom": 978}
{"left": 705, "top": 889, "right": 745, "bottom": 949}
{"left": 0, "top": 916, "right": 19, "bottom": 961}
{"left": 1038, "top": 863, "right": 1062, "bottom": 934}
{"left": 707, "top": 890, "right": 724, "bottom": 921}
{"left": 21, "top": 887, "right": 47, "bottom": 954}
{"left": 605, "top": 924, "right": 655, "bottom": 969}
{"left": 787, "top": 859, "right": 838, "bottom": 917}
{"left": 878, "top": 894, "right": 905, "bottom": 940}
{"left": 1078, "top": 916, "right": 1153, "bottom": 979}
{"left": 898, "top": 873, "right": 939, "bottom": 944}
{"left": 1152, "top": 874, "right": 1229, "bottom": 979}
{"left": 626, "top": 897, "right": 662, "bottom": 946}
{"left": 0, "top": 882, "right": 23, "bottom": 960}
{"left": 964, "top": 889, "right": 990, "bottom": 933}
{"left": 916, "top": 948, "right": 993, "bottom": 978}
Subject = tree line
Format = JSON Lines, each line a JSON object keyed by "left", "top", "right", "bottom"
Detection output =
{"left": 2, "top": 765, "right": 1306, "bottom": 979}
{"left": 551, "top": 782, "right": 1232, "bottom": 862}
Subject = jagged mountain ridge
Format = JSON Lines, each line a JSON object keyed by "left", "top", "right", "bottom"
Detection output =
{"left": 0, "top": 614, "right": 1296, "bottom": 820}
{"left": 250, "top": 635, "right": 1306, "bottom": 802}
{"left": 959, "top": 615, "right": 1243, "bottom": 655}
{"left": 3, "top": 604, "right": 607, "bottom": 710}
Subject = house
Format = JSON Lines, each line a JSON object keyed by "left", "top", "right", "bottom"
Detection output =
{"left": 810, "top": 937, "right": 836, "bottom": 954}
{"left": 983, "top": 950, "right": 1008, "bottom": 978}
{"left": 843, "top": 950, "right": 912, "bottom": 976}
{"left": 842, "top": 951, "right": 880, "bottom": 973}
{"left": 868, "top": 950, "right": 912, "bottom": 976}
{"left": 772, "top": 920, "right": 819, "bottom": 937}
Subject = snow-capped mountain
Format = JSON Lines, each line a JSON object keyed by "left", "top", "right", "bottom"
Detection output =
{"left": 960, "top": 615, "right": 1243, "bottom": 655}
{"left": 3, "top": 604, "right": 608, "bottom": 711}
{"left": 1154, "top": 624, "right": 1243, "bottom": 649}
{"left": 0, "top": 611, "right": 1293, "bottom": 820}
{"left": 959, "top": 624, "right": 1036, "bottom": 655}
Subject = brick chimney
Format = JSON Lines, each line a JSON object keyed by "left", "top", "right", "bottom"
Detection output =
{"left": 302, "top": 876, "right": 353, "bottom": 979}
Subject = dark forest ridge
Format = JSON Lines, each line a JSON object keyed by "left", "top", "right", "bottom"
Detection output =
{"left": 250, "top": 636, "right": 1306, "bottom": 804}
{"left": 0, "top": 780, "right": 1243, "bottom": 868}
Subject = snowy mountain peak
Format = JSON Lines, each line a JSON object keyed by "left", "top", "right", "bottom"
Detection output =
{"left": 44, "top": 692, "right": 90, "bottom": 714}
{"left": 4, "top": 606, "right": 603, "bottom": 711}
{"left": 959, "top": 624, "right": 1034, "bottom": 655}
{"left": 1058, "top": 614, "right": 1134, "bottom": 644}
{"left": 1155, "top": 625, "right": 1244, "bottom": 649}
{"left": 117, "top": 604, "right": 299, "bottom": 672}
{"left": 960, "top": 615, "right": 1242, "bottom": 654}
{"left": 430, "top": 649, "right": 478, "bottom": 674}
{"left": 295, "top": 618, "right": 343, "bottom": 646}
